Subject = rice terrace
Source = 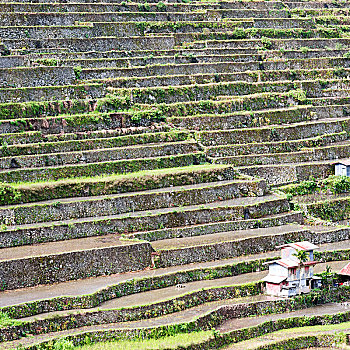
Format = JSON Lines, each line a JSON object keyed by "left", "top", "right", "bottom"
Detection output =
{"left": 5, "top": 0, "right": 350, "bottom": 349}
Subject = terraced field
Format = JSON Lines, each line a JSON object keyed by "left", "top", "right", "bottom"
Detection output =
{"left": 3, "top": 0, "right": 350, "bottom": 349}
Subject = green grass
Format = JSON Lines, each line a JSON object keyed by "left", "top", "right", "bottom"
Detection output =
{"left": 230, "top": 321, "right": 350, "bottom": 350}
{"left": 0, "top": 312, "right": 22, "bottom": 328}
{"left": 277, "top": 320, "right": 350, "bottom": 335}
{"left": 10, "top": 163, "right": 229, "bottom": 187}
{"left": 75, "top": 331, "right": 212, "bottom": 350}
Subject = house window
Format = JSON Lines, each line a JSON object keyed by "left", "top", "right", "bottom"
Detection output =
{"left": 305, "top": 266, "right": 309, "bottom": 275}
{"left": 290, "top": 268, "right": 296, "bottom": 276}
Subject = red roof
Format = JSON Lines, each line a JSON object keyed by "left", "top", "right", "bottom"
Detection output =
{"left": 265, "top": 259, "right": 317, "bottom": 268}
{"left": 278, "top": 241, "right": 318, "bottom": 251}
{"left": 303, "top": 261, "right": 318, "bottom": 266}
{"left": 335, "top": 159, "right": 350, "bottom": 166}
{"left": 277, "top": 259, "right": 299, "bottom": 268}
{"left": 340, "top": 262, "right": 350, "bottom": 276}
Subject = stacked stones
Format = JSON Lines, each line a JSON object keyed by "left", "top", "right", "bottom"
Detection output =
{"left": 1, "top": 0, "right": 350, "bottom": 348}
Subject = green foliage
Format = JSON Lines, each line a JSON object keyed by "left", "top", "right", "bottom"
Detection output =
{"left": 286, "top": 178, "right": 317, "bottom": 196}
{"left": 282, "top": 176, "right": 350, "bottom": 197}
{"left": 316, "top": 265, "right": 337, "bottom": 288}
{"left": 300, "top": 46, "right": 310, "bottom": 54}
{"left": 231, "top": 28, "right": 247, "bottom": 39}
{"left": 0, "top": 183, "right": 21, "bottom": 205}
{"left": 324, "top": 175, "right": 350, "bottom": 194}
{"left": 138, "top": 3, "right": 150, "bottom": 11}
{"left": 54, "top": 339, "right": 74, "bottom": 350}
{"left": 131, "top": 109, "right": 165, "bottom": 124}
{"left": 73, "top": 66, "right": 83, "bottom": 80}
{"left": 0, "top": 312, "right": 21, "bottom": 328}
{"left": 293, "top": 250, "right": 308, "bottom": 263}
{"left": 76, "top": 332, "right": 212, "bottom": 350}
{"left": 156, "top": 2, "right": 166, "bottom": 11}
{"left": 288, "top": 89, "right": 307, "bottom": 103}
{"left": 261, "top": 36, "right": 273, "bottom": 50}
{"left": 334, "top": 66, "right": 346, "bottom": 77}
{"left": 36, "top": 58, "right": 59, "bottom": 66}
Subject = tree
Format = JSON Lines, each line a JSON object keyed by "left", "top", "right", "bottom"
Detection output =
{"left": 293, "top": 250, "right": 309, "bottom": 295}
{"left": 317, "top": 265, "right": 336, "bottom": 290}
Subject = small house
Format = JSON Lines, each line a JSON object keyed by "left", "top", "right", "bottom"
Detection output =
{"left": 335, "top": 160, "right": 350, "bottom": 177}
{"left": 263, "top": 241, "right": 321, "bottom": 297}
{"left": 339, "top": 262, "right": 350, "bottom": 285}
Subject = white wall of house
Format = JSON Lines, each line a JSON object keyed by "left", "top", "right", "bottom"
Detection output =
{"left": 335, "top": 164, "right": 348, "bottom": 176}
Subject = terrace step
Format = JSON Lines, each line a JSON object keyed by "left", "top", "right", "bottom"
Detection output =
{"left": 0, "top": 123, "right": 170, "bottom": 146}
{"left": 0, "top": 110, "right": 143, "bottom": 134}
{"left": 238, "top": 158, "right": 343, "bottom": 185}
{"left": 0, "top": 48, "right": 262, "bottom": 68}
{"left": 77, "top": 57, "right": 350, "bottom": 82}
{"left": 0, "top": 0, "right": 285, "bottom": 8}
{"left": 0, "top": 3, "right": 220, "bottom": 13}
{"left": 0, "top": 294, "right": 346, "bottom": 350}
{"left": 200, "top": 38, "right": 350, "bottom": 50}
{"left": 0, "top": 235, "right": 153, "bottom": 290}
{"left": 2, "top": 35, "right": 176, "bottom": 53}
{"left": 0, "top": 151, "right": 206, "bottom": 183}
{"left": 0, "top": 193, "right": 290, "bottom": 248}
{"left": 0, "top": 130, "right": 189, "bottom": 157}
{"left": 152, "top": 223, "right": 350, "bottom": 267}
{"left": 214, "top": 140, "right": 350, "bottom": 167}
{"left": 152, "top": 223, "right": 310, "bottom": 267}
{"left": 206, "top": 132, "right": 347, "bottom": 157}
{"left": 2, "top": 164, "right": 236, "bottom": 204}
{"left": 169, "top": 104, "right": 347, "bottom": 130}
{"left": 0, "top": 140, "right": 200, "bottom": 170}
{"left": 127, "top": 211, "right": 304, "bottom": 242}
{"left": 0, "top": 178, "right": 265, "bottom": 227}
{"left": 0, "top": 21, "right": 246, "bottom": 41}
{"left": 86, "top": 67, "right": 350, "bottom": 90}
{"left": 199, "top": 117, "right": 350, "bottom": 146}
{"left": 2, "top": 46, "right": 346, "bottom": 69}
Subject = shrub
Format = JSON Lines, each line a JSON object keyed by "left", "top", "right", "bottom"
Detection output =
{"left": 0, "top": 183, "right": 21, "bottom": 205}
{"left": 54, "top": 340, "right": 75, "bottom": 350}
{"left": 261, "top": 36, "right": 273, "bottom": 50}
{"left": 324, "top": 175, "right": 350, "bottom": 194}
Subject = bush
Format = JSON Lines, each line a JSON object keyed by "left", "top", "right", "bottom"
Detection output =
{"left": 324, "top": 175, "right": 350, "bottom": 194}
{"left": 0, "top": 312, "right": 21, "bottom": 327}
{"left": 0, "top": 183, "right": 21, "bottom": 205}
{"left": 54, "top": 340, "right": 75, "bottom": 350}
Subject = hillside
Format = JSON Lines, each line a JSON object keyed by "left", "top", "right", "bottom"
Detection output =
{"left": 2, "top": 0, "right": 350, "bottom": 349}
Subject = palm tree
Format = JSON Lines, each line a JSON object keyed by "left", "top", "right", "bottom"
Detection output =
{"left": 293, "top": 250, "right": 309, "bottom": 295}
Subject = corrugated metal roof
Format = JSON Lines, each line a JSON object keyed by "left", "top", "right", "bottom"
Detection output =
{"left": 262, "top": 275, "right": 287, "bottom": 283}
